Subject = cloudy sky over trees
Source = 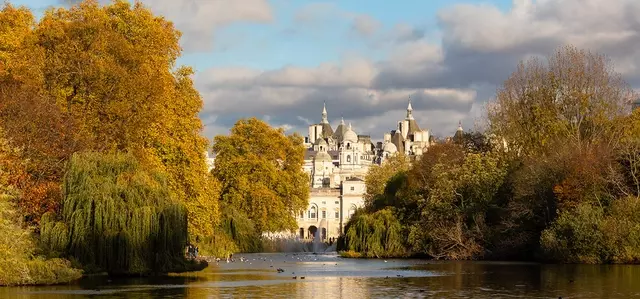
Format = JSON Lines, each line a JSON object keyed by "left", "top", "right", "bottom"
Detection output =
{"left": 23, "top": 0, "right": 640, "bottom": 139}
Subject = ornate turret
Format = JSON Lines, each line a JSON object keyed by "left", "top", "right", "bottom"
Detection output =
{"left": 406, "top": 96, "right": 414, "bottom": 120}
{"left": 321, "top": 101, "right": 328, "bottom": 124}
{"left": 454, "top": 120, "right": 464, "bottom": 143}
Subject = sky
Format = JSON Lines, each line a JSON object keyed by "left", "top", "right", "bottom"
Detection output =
{"left": 15, "top": 0, "right": 640, "bottom": 141}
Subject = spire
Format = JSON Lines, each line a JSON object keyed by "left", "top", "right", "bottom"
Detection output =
{"left": 340, "top": 116, "right": 345, "bottom": 125}
{"left": 348, "top": 122, "right": 352, "bottom": 130}
{"left": 406, "top": 95, "right": 414, "bottom": 120}
{"left": 321, "top": 101, "right": 328, "bottom": 124}
{"left": 457, "top": 120, "right": 463, "bottom": 131}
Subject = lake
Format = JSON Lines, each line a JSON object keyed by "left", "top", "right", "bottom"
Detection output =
{"left": 2, "top": 252, "right": 640, "bottom": 298}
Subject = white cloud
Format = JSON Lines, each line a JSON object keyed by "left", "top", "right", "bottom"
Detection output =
{"left": 141, "top": 0, "right": 273, "bottom": 51}
{"left": 351, "top": 15, "right": 382, "bottom": 37}
{"left": 196, "top": 0, "right": 640, "bottom": 140}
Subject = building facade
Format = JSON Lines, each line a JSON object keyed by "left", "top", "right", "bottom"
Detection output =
{"left": 297, "top": 100, "right": 431, "bottom": 241}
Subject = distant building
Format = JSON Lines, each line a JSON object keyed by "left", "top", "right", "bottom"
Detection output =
{"left": 298, "top": 99, "right": 436, "bottom": 240}
{"left": 298, "top": 102, "right": 376, "bottom": 240}
{"left": 205, "top": 151, "right": 215, "bottom": 172}
{"left": 210, "top": 99, "right": 464, "bottom": 241}
{"left": 379, "top": 99, "right": 431, "bottom": 163}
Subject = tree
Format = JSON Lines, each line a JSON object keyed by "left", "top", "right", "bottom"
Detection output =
{"left": 408, "top": 146, "right": 507, "bottom": 260}
{"left": 363, "top": 154, "right": 410, "bottom": 208}
{"left": 0, "top": 127, "right": 82, "bottom": 286}
{"left": 340, "top": 208, "right": 407, "bottom": 258}
{"left": 212, "top": 118, "right": 309, "bottom": 233}
{"left": 0, "top": 1, "right": 217, "bottom": 236}
{"left": 488, "top": 45, "right": 633, "bottom": 156}
{"left": 40, "top": 152, "right": 205, "bottom": 275}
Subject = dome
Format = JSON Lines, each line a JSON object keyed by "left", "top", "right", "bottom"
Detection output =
{"left": 314, "top": 138, "right": 328, "bottom": 146}
{"left": 383, "top": 142, "right": 397, "bottom": 153}
{"left": 314, "top": 151, "right": 332, "bottom": 162}
{"left": 343, "top": 123, "right": 358, "bottom": 143}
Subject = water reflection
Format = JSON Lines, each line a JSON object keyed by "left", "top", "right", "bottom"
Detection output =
{"left": 2, "top": 253, "right": 640, "bottom": 298}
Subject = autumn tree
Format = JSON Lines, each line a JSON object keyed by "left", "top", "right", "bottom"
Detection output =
{"left": 0, "top": 4, "right": 83, "bottom": 224}
{"left": 363, "top": 154, "right": 410, "bottom": 208}
{"left": 488, "top": 45, "right": 633, "bottom": 156}
{"left": 0, "top": 127, "right": 82, "bottom": 286}
{"left": 0, "top": 1, "right": 218, "bottom": 237}
{"left": 407, "top": 144, "right": 507, "bottom": 260}
{"left": 212, "top": 118, "right": 309, "bottom": 234}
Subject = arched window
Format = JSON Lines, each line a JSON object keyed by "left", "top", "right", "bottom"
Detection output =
{"left": 346, "top": 143, "right": 351, "bottom": 149}
{"left": 320, "top": 146, "right": 323, "bottom": 151}
{"left": 308, "top": 206, "right": 317, "bottom": 219}
{"left": 347, "top": 155, "right": 351, "bottom": 163}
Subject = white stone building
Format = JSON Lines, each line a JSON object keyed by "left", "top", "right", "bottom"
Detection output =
{"left": 379, "top": 98, "right": 431, "bottom": 163}
{"left": 297, "top": 103, "right": 376, "bottom": 241}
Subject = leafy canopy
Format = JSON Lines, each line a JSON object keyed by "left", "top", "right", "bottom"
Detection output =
{"left": 212, "top": 118, "right": 309, "bottom": 233}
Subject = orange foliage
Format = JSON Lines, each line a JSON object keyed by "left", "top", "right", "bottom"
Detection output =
{"left": 553, "top": 143, "right": 613, "bottom": 212}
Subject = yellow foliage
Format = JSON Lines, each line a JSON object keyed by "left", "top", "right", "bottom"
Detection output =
{"left": 212, "top": 118, "right": 309, "bottom": 233}
{"left": 0, "top": 0, "right": 218, "bottom": 238}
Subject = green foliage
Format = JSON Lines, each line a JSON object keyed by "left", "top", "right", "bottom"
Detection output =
{"left": 40, "top": 152, "right": 205, "bottom": 275}
{"left": 340, "top": 209, "right": 407, "bottom": 258}
{"left": 202, "top": 203, "right": 262, "bottom": 255}
{"left": 212, "top": 118, "right": 309, "bottom": 236}
{"left": 0, "top": 194, "right": 83, "bottom": 286}
{"left": 364, "top": 154, "right": 410, "bottom": 208}
{"left": 541, "top": 198, "right": 640, "bottom": 264}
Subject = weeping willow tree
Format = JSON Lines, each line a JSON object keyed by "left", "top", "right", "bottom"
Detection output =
{"left": 200, "top": 203, "right": 262, "bottom": 257}
{"left": 40, "top": 152, "right": 206, "bottom": 275}
{"left": 339, "top": 208, "right": 407, "bottom": 258}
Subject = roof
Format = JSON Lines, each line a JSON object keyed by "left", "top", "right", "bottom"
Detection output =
{"left": 345, "top": 177, "right": 364, "bottom": 182}
{"left": 391, "top": 131, "right": 405, "bottom": 154}
{"left": 320, "top": 123, "right": 334, "bottom": 138}
{"left": 332, "top": 123, "right": 348, "bottom": 142}
{"left": 405, "top": 119, "right": 422, "bottom": 136}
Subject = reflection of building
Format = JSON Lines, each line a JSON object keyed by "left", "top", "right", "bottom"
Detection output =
{"left": 292, "top": 275, "right": 371, "bottom": 298}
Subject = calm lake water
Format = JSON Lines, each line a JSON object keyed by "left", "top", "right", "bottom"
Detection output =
{"left": 2, "top": 252, "right": 640, "bottom": 298}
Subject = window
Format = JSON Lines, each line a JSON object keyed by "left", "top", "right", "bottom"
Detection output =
{"left": 335, "top": 201, "right": 339, "bottom": 204}
{"left": 322, "top": 211, "right": 326, "bottom": 219}
{"left": 309, "top": 206, "right": 317, "bottom": 219}
{"left": 335, "top": 211, "right": 339, "bottom": 218}
{"left": 350, "top": 186, "right": 355, "bottom": 191}
{"left": 322, "top": 201, "right": 326, "bottom": 204}
{"left": 300, "top": 211, "right": 304, "bottom": 218}
{"left": 347, "top": 155, "right": 351, "bottom": 162}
